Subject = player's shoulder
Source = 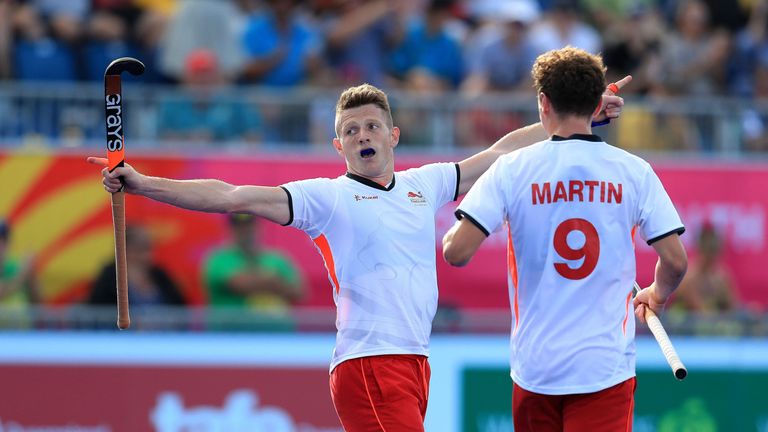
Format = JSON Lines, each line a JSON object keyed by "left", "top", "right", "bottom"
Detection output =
{"left": 283, "top": 175, "right": 342, "bottom": 193}
{"left": 400, "top": 161, "right": 454, "bottom": 173}
{"left": 497, "top": 140, "right": 551, "bottom": 166}
{"left": 601, "top": 143, "right": 654, "bottom": 170}
{"left": 399, "top": 162, "right": 455, "bottom": 180}
{"left": 302, "top": 175, "right": 345, "bottom": 185}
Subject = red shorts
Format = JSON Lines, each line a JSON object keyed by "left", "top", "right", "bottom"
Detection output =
{"left": 330, "top": 354, "right": 430, "bottom": 432}
{"left": 513, "top": 377, "right": 637, "bottom": 432}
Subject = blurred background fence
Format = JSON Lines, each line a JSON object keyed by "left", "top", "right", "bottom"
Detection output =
{"left": 0, "top": 82, "right": 765, "bottom": 155}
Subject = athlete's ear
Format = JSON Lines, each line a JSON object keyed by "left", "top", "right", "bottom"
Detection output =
{"left": 538, "top": 92, "right": 548, "bottom": 114}
{"left": 391, "top": 126, "right": 400, "bottom": 148}
{"left": 332, "top": 137, "right": 343, "bottom": 156}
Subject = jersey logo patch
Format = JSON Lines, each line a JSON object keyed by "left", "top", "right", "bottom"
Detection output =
{"left": 408, "top": 191, "right": 427, "bottom": 205}
{"left": 354, "top": 194, "right": 379, "bottom": 201}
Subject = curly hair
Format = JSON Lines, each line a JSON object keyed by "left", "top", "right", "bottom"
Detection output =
{"left": 335, "top": 83, "right": 393, "bottom": 135}
{"left": 532, "top": 47, "right": 606, "bottom": 118}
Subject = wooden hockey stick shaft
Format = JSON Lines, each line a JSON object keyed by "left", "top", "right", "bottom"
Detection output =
{"left": 112, "top": 191, "right": 129, "bottom": 329}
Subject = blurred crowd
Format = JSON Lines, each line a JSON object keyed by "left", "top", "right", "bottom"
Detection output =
{"left": 2, "top": 0, "right": 768, "bottom": 152}
{"left": 0, "top": 0, "right": 765, "bottom": 97}
{"left": 1, "top": 210, "right": 763, "bottom": 335}
{"left": 0, "top": 215, "right": 307, "bottom": 331}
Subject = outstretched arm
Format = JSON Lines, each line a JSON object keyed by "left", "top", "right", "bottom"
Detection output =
{"left": 456, "top": 123, "right": 548, "bottom": 196}
{"left": 456, "top": 75, "right": 632, "bottom": 196}
{"left": 88, "top": 157, "right": 291, "bottom": 225}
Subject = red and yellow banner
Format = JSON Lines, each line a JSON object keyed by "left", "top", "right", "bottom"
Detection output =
{"left": 1, "top": 151, "right": 766, "bottom": 310}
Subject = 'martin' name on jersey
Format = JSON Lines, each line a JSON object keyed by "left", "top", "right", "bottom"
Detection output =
{"left": 532, "top": 180, "right": 622, "bottom": 205}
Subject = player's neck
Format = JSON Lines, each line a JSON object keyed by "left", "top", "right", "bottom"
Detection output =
{"left": 368, "top": 173, "right": 394, "bottom": 187}
{"left": 349, "top": 168, "right": 394, "bottom": 187}
{"left": 549, "top": 117, "right": 593, "bottom": 139}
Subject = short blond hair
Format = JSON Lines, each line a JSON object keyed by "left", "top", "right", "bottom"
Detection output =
{"left": 532, "top": 47, "right": 606, "bottom": 118}
{"left": 335, "top": 84, "right": 393, "bottom": 135}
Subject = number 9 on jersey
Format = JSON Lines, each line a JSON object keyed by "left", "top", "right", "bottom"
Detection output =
{"left": 553, "top": 218, "right": 600, "bottom": 280}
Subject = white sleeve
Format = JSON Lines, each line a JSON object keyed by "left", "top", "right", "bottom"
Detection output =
{"left": 408, "top": 162, "right": 460, "bottom": 209}
{"left": 280, "top": 178, "right": 337, "bottom": 237}
{"left": 637, "top": 163, "right": 685, "bottom": 244}
{"left": 455, "top": 159, "right": 506, "bottom": 236}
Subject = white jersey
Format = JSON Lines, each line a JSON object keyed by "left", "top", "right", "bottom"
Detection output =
{"left": 282, "top": 163, "right": 459, "bottom": 371}
{"left": 457, "top": 134, "right": 684, "bottom": 395}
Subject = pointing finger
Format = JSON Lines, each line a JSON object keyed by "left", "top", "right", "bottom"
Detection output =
{"left": 87, "top": 157, "right": 108, "bottom": 167}
{"left": 614, "top": 75, "right": 633, "bottom": 91}
{"left": 606, "top": 75, "right": 633, "bottom": 95}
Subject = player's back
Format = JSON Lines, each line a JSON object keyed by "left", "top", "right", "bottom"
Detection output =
{"left": 498, "top": 135, "right": 666, "bottom": 394}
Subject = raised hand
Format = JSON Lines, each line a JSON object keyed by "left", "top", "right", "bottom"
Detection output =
{"left": 87, "top": 157, "right": 143, "bottom": 194}
{"left": 594, "top": 75, "right": 633, "bottom": 123}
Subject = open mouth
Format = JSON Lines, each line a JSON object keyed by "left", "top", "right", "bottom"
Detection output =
{"left": 360, "top": 148, "right": 376, "bottom": 159}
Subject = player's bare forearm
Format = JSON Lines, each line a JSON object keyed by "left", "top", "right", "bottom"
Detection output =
{"left": 139, "top": 176, "right": 237, "bottom": 212}
{"left": 651, "top": 234, "right": 688, "bottom": 301}
{"left": 457, "top": 122, "right": 547, "bottom": 195}
{"left": 139, "top": 177, "right": 290, "bottom": 225}
{"left": 653, "top": 257, "right": 687, "bottom": 300}
{"left": 488, "top": 122, "right": 548, "bottom": 155}
{"left": 442, "top": 218, "right": 487, "bottom": 267}
{"left": 87, "top": 157, "right": 291, "bottom": 225}
{"left": 635, "top": 234, "right": 687, "bottom": 319}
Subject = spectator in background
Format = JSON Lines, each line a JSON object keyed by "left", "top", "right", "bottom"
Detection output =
{"left": 650, "top": 0, "right": 730, "bottom": 151}
{"left": 740, "top": 51, "right": 768, "bottom": 152}
{"left": 454, "top": 1, "right": 540, "bottom": 150}
{"left": 157, "top": 49, "right": 262, "bottom": 144}
{"left": 83, "top": 8, "right": 134, "bottom": 81}
{"left": 700, "top": 0, "right": 750, "bottom": 33}
{"left": 82, "top": 1, "right": 170, "bottom": 84}
{"left": 599, "top": 5, "right": 666, "bottom": 94}
{"left": 0, "top": 0, "right": 12, "bottom": 80}
{"left": 240, "top": 0, "right": 323, "bottom": 87}
{"left": 319, "top": 0, "right": 408, "bottom": 87}
{"left": 203, "top": 213, "right": 303, "bottom": 330}
{"left": 89, "top": 224, "right": 186, "bottom": 307}
{"left": 463, "top": 0, "right": 514, "bottom": 74}
{"left": 131, "top": 7, "right": 171, "bottom": 84}
{"left": 651, "top": 0, "right": 730, "bottom": 97}
{"left": 461, "top": 0, "right": 540, "bottom": 95}
{"left": 0, "top": 220, "right": 39, "bottom": 327}
{"left": 529, "top": 0, "right": 602, "bottom": 55}
{"left": 729, "top": 0, "right": 768, "bottom": 98}
{"left": 389, "top": 0, "right": 464, "bottom": 92}
{"left": 158, "top": 0, "right": 245, "bottom": 82}
{"left": 12, "top": 4, "right": 77, "bottom": 81}
{"left": 31, "top": 0, "right": 89, "bottom": 46}
{"left": 240, "top": 0, "right": 322, "bottom": 144}
{"left": 728, "top": 0, "right": 768, "bottom": 152}
{"left": 671, "top": 223, "right": 738, "bottom": 314}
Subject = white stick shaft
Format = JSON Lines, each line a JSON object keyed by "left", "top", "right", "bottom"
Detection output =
{"left": 634, "top": 282, "right": 687, "bottom": 380}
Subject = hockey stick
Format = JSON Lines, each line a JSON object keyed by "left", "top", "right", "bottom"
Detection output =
{"left": 104, "top": 57, "right": 145, "bottom": 329}
{"left": 634, "top": 282, "right": 687, "bottom": 380}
